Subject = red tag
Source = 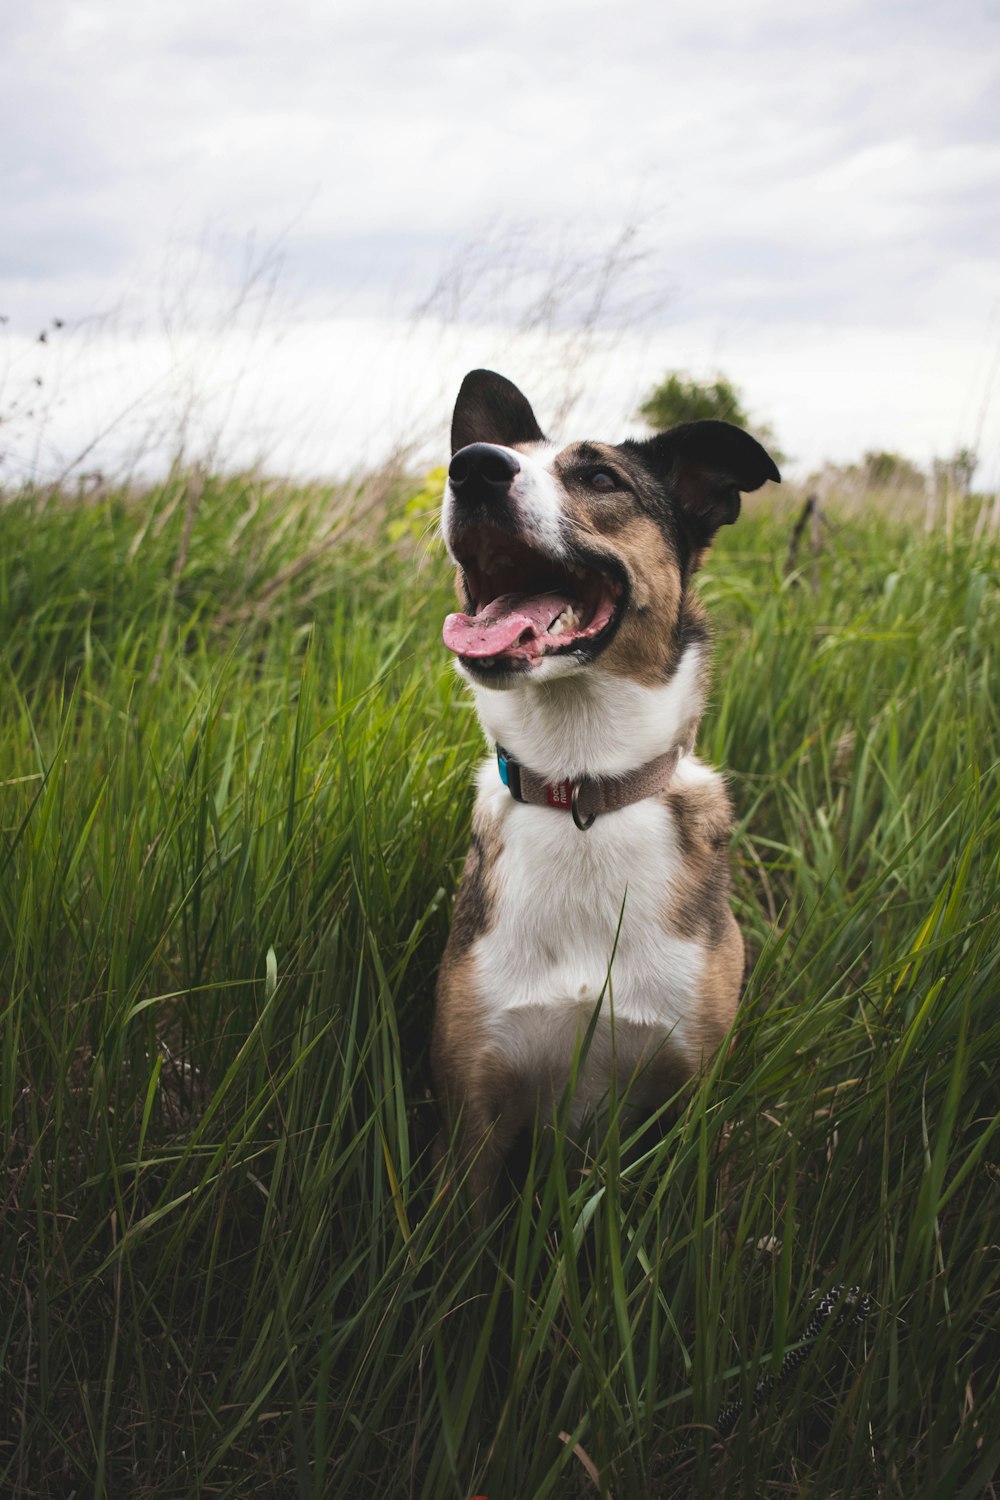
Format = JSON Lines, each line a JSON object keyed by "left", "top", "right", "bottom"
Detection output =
{"left": 545, "top": 779, "right": 572, "bottom": 808}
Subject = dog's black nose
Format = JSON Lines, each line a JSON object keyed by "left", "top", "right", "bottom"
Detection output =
{"left": 449, "top": 443, "right": 521, "bottom": 492}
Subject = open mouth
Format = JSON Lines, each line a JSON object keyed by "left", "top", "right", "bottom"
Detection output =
{"left": 442, "top": 523, "right": 625, "bottom": 673}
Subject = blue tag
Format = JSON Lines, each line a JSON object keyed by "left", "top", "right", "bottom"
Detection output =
{"left": 497, "top": 749, "right": 509, "bottom": 787}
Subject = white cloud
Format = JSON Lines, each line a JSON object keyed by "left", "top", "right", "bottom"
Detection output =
{"left": 1, "top": 0, "right": 998, "bottom": 484}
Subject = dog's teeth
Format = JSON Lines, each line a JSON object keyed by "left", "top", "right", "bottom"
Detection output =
{"left": 550, "top": 604, "right": 581, "bottom": 636}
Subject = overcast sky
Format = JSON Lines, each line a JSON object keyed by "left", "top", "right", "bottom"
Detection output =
{"left": 2, "top": 0, "right": 999, "bottom": 484}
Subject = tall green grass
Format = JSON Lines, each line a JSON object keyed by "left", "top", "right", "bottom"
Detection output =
{"left": 1, "top": 474, "right": 997, "bottom": 1497}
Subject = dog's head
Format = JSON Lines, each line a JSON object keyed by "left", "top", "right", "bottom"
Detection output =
{"left": 441, "top": 369, "right": 779, "bottom": 689}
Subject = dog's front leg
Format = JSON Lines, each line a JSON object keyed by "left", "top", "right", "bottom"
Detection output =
{"left": 436, "top": 1055, "right": 528, "bottom": 1226}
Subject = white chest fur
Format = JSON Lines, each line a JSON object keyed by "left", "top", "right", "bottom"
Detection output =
{"left": 469, "top": 763, "right": 705, "bottom": 1122}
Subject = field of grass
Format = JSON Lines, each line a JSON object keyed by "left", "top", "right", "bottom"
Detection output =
{"left": 1, "top": 472, "right": 998, "bottom": 1498}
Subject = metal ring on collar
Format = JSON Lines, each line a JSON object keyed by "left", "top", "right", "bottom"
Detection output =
{"left": 571, "top": 781, "right": 596, "bottom": 831}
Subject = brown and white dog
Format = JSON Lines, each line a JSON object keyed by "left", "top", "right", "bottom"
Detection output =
{"left": 433, "top": 369, "right": 779, "bottom": 1206}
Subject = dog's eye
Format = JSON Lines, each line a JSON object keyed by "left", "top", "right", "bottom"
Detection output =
{"left": 589, "top": 470, "right": 618, "bottom": 491}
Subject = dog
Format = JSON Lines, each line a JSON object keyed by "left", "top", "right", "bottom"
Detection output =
{"left": 433, "top": 369, "right": 779, "bottom": 1207}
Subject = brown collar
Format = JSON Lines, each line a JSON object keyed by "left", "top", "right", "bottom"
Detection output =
{"left": 496, "top": 743, "right": 684, "bottom": 831}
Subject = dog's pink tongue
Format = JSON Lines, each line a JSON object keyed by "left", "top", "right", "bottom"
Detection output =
{"left": 443, "top": 592, "right": 574, "bottom": 660}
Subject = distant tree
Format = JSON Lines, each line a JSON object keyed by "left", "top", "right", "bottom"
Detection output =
{"left": 636, "top": 371, "right": 785, "bottom": 463}
{"left": 863, "top": 450, "right": 925, "bottom": 491}
{"left": 947, "top": 441, "right": 977, "bottom": 495}
{"left": 637, "top": 372, "right": 750, "bottom": 430}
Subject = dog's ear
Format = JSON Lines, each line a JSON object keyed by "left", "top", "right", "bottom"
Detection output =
{"left": 627, "top": 420, "right": 780, "bottom": 544}
{"left": 451, "top": 370, "right": 546, "bottom": 454}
